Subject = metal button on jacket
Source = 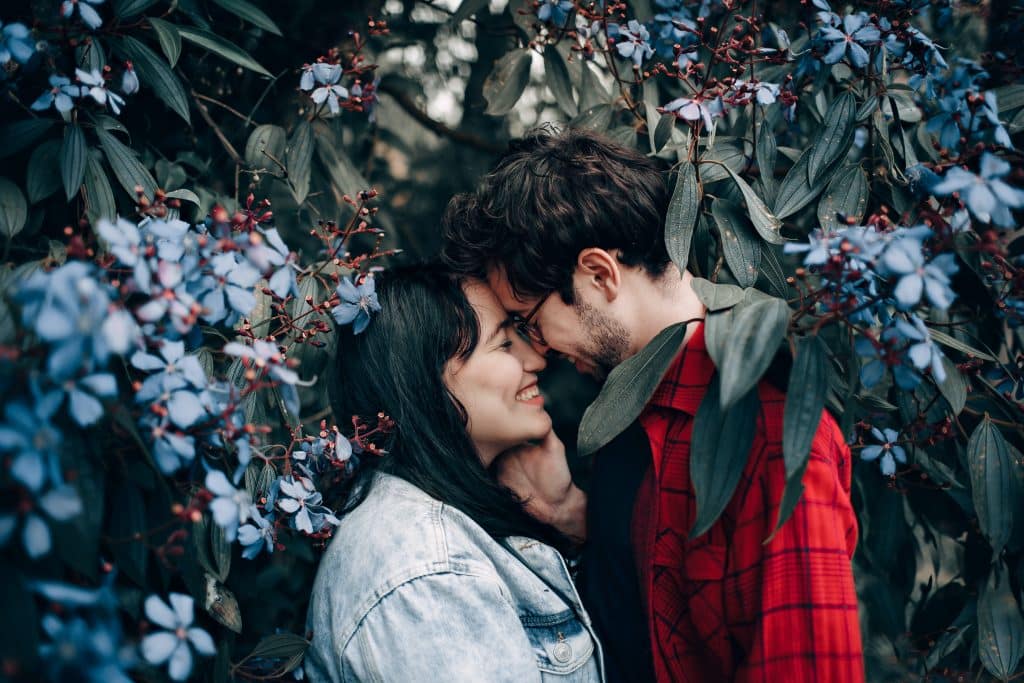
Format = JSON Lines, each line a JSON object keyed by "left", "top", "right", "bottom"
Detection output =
{"left": 552, "top": 641, "right": 572, "bottom": 663}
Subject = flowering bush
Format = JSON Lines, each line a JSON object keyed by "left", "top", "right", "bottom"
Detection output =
{"left": 0, "top": 0, "right": 1022, "bottom": 680}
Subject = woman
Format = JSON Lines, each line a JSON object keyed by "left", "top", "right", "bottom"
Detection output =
{"left": 305, "top": 264, "right": 602, "bottom": 682}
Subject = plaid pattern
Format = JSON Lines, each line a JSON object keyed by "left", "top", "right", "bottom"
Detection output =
{"left": 633, "top": 323, "right": 864, "bottom": 682}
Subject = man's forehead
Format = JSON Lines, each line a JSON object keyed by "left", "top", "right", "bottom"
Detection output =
{"left": 485, "top": 266, "right": 531, "bottom": 313}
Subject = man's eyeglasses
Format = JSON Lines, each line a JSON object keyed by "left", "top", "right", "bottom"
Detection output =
{"left": 510, "top": 292, "right": 552, "bottom": 347}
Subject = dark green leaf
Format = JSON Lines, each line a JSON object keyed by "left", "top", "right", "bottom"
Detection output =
{"left": 483, "top": 49, "right": 532, "bottom": 116}
{"left": 203, "top": 573, "right": 243, "bottom": 633}
{"left": 967, "top": 416, "right": 1015, "bottom": 556}
{"left": 212, "top": 0, "right": 282, "bottom": 35}
{"left": 664, "top": 163, "right": 700, "bottom": 273}
{"left": 287, "top": 120, "right": 314, "bottom": 204}
{"left": 245, "top": 124, "right": 287, "bottom": 168}
{"left": 578, "top": 322, "right": 690, "bottom": 456}
{"left": 26, "top": 140, "right": 62, "bottom": 203}
{"left": 313, "top": 122, "right": 371, "bottom": 200}
{"left": 653, "top": 113, "right": 676, "bottom": 153}
{"left": 691, "top": 277, "right": 744, "bottom": 311}
{"left": 766, "top": 457, "right": 808, "bottom": 544}
{"left": 543, "top": 47, "right": 577, "bottom": 117}
{"left": 936, "top": 355, "right": 969, "bottom": 415}
{"left": 96, "top": 127, "right": 158, "bottom": 199}
{"left": 690, "top": 375, "right": 760, "bottom": 538}
{"left": 781, "top": 335, "right": 827, "bottom": 485}
{"left": 113, "top": 0, "right": 159, "bottom": 18}
{"left": 756, "top": 123, "right": 777, "bottom": 207}
{"left": 578, "top": 61, "right": 609, "bottom": 111}
{"left": 178, "top": 26, "right": 272, "bottom": 77}
{"left": 61, "top": 123, "right": 88, "bottom": 201}
{"left": 929, "top": 328, "right": 998, "bottom": 362}
{"left": 773, "top": 145, "right": 843, "bottom": 220}
{"left": 0, "top": 567, "right": 38, "bottom": 674}
{"left": 148, "top": 17, "right": 182, "bottom": 67}
{"left": 83, "top": 152, "right": 116, "bottom": 224}
{"left": 720, "top": 164, "right": 784, "bottom": 245}
{"left": 0, "top": 119, "right": 54, "bottom": 160}
{"left": 713, "top": 198, "right": 761, "bottom": 287}
{"left": 244, "top": 633, "right": 310, "bottom": 661}
{"left": 717, "top": 296, "right": 790, "bottom": 408}
{"left": 116, "top": 35, "right": 191, "bottom": 124}
{"left": 0, "top": 178, "right": 28, "bottom": 240}
{"left": 808, "top": 91, "right": 856, "bottom": 185}
{"left": 994, "top": 84, "right": 1024, "bottom": 113}
{"left": 569, "top": 103, "right": 612, "bottom": 132}
{"left": 855, "top": 97, "right": 877, "bottom": 122}
{"left": 698, "top": 142, "right": 746, "bottom": 183}
{"left": 978, "top": 570, "right": 1024, "bottom": 679}
{"left": 817, "top": 164, "right": 868, "bottom": 232}
{"left": 110, "top": 483, "right": 148, "bottom": 586}
{"left": 210, "top": 519, "right": 232, "bottom": 582}
{"left": 165, "top": 188, "right": 201, "bottom": 207}
{"left": 758, "top": 244, "right": 790, "bottom": 298}
{"left": 452, "top": 0, "right": 490, "bottom": 23}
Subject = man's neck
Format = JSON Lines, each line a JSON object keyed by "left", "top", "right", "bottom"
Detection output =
{"left": 626, "top": 269, "right": 706, "bottom": 355}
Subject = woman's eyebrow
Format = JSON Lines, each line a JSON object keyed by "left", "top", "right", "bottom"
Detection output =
{"left": 485, "top": 321, "right": 505, "bottom": 344}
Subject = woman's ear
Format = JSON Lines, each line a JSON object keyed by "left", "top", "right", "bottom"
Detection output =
{"left": 575, "top": 248, "right": 621, "bottom": 302}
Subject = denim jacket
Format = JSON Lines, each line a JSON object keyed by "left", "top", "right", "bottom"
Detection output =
{"left": 305, "top": 473, "right": 604, "bottom": 683}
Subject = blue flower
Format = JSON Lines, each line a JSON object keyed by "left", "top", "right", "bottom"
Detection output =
{"left": 131, "top": 340, "right": 208, "bottom": 404}
{"left": 63, "top": 372, "right": 118, "bottom": 426}
{"left": 205, "top": 470, "right": 252, "bottom": 542}
{"left": 121, "top": 63, "right": 139, "bottom": 95}
{"left": 613, "top": 20, "right": 655, "bottom": 67}
{"left": 662, "top": 95, "right": 724, "bottom": 131}
{"left": 141, "top": 593, "right": 216, "bottom": 682}
{"left": 245, "top": 228, "right": 297, "bottom": 299}
{"left": 332, "top": 275, "right": 381, "bottom": 334}
{"left": 77, "top": 68, "right": 124, "bottom": 114}
{"left": 271, "top": 475, "right": 339, "bottom": 534}
{"left": 537, "top": 0, "right": 573, "bottom": 25}
{"left": 38, "top": 614, "right": 133, "bottom": 683}
{"left": 306, "top": 63, "right": 348, "bottom": 115}
{"left": 0, "top": 484, "right": 82, "bottom": 558}
{"left": 140, "top": 414, "right": 196, "bottom": 474}
{"left": 0, "top": 391, "right": 63, "bottom": 493}
{"left": 238, "top": 505, "right": 275, "bottom": 559}
{"left": 932, "top": 153, "right": 1024, "bottom": 228}
{"left": 893, "top": 316, "right": 947, "bottom": 383}
{"left": 861, "top": 427, "right": 907, "bottom": 476}
{"left": 196, "top": 253, "right": 260, "bottom": 326}
{"left": 784, "top": 230, "right": 834, "bottom": 266}
{"left": 31, "top": 75, "right": 81, "bottom": 113}
{"left": 0, "top": 21, "right": 35, "bottom": 65}
{"left": 818, "top": 13, "right": 880, "bottom": 68}
{"left": 61, "top": 0, "right": 105, "bottom": 29}
{"left": 878, "top": 235, "right": 958, "bottom": 310}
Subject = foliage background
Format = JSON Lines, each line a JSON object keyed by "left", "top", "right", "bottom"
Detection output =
{"left": 0, "top": 0, "right": 1023, "bottom": 681}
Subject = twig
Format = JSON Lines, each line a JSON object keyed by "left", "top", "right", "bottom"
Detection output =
{"left": 377, "top": 80, "right": 504, "bottom": 154}
{"left": 192, "top": 92, "right": 251, "bottom": 123}
{"left": 245, "top": 68, "right": 289, "bottom": 128}
{"left": 191, "top": 90, "right": 244, "bottom": 166}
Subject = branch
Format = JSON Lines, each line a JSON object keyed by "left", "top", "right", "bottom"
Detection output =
{"left": 377, "top": 81, "right": 504, "bottom": 154}
{"left": 191, "top": 90, "right": 244, "bottom": 166}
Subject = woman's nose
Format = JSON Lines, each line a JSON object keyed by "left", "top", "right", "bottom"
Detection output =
{"left": 509, "top": 331, "right": 547, "bottom": 372}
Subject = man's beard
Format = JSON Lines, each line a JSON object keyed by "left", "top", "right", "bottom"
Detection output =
{"left": 573, "top": 297, "right": 630, "bottom": 382}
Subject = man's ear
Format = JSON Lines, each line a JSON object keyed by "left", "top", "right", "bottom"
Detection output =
{"left": 576, "top": 248, "right": 621, "bottom": 302}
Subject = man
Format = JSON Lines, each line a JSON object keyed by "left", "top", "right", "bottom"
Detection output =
{"left": 442, "top": 128, "right": 864, "bottom": 682}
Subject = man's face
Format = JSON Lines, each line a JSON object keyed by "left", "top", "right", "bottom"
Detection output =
{"left": 486, "top": 266, "right": 630, "bottom": 381}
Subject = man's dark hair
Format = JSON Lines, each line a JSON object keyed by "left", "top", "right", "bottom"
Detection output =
{"left": 327, "top": 263, "right": 569, "bottom": 552}
{"left": 441, "top": 127, "right": 671, "bottom": 303}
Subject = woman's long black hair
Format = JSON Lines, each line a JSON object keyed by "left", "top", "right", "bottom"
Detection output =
{"left": 327, "top": 263, "right": 569, "bottom": 551}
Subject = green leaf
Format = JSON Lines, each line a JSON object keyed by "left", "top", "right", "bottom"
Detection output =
{"left": 698, "top": 142, "right": 745, "bottom": 183}
{"left": 808, "top": 91, "right": 856, "bottom": 185}
{"left": 61, "top": 124, "right": 88, "bottom": 201}
{"left": 212, "top": 0, "right": 282, "bottom": 35}
{"left": 0, "top": 567, "right": 38, "bottom": 673}
{"left": 994, "top": 84, "right": 1024, "bottom": 113}
{"left": 96, "top": 127, "right": 158, "bottom": 199}
{"left": 244, "top": 633, "right": 309, "bottom": 661}
{"left": 717, "top": 296, "right": 790, "bottom": 408}
{"left": 26, "top": 140, "right": 62, "bottom": 203}
{"left": 936, "top": 355, "right": 969, "bottom": 415}
{"left": 110, "top": 483, "right": 148, "bottom": 586}
{"left": 245, "top": 124, "right": 287, "bottom": 168}
{"left": 0, "top": 119, "right": 54, "bottom": 160}
{"left": 287, "top": 120, "right": 314, "bottom": 204}
{"left": 569, "top": 103, "right": 613, "bottom": 132}
{"left": 578, "top": 60, "right": 609, "bottom": 111}
{"left": 483, "top": 49, "right": 532, "bottom": 116}
{"left": 0, "top": 178, "right": 28, "bottom": 240}
{"left": 653, "top": 113, "right": 676, "bottom": 153}
{"left": 203, "top": 573, "right": 243, "bottom": 633}
{"left": 165, "top": 188, "right": 201, "bottom": 207}
{"left": 719, "top": 164, "right": 784, "bottom": 245}
{"left": 210, "top": 518, "right": 232, "bottom": 582}
{"left": 817, "top": 164, "right": 868, "bottom": 232}
{"left": 756, "top": 124, "right": 777, "bottom": 207}
{"left": 713, "top": 198, "right": 761, "bottom": 287}
{"left": 690, "top": 375, "right": 760, "bottom": 538}
{"left": 773, "top": 145, "right": 843, "bottom": 220}
{"left": 577, "top": 322, "right": 690, "bottom": 456}
{"left": 178, "top": 26, "right": 272, "bottom": 77}
{"left": 664, "top": 163, "right": 700, "bottom": 273}
{"left": 113, "top": 0, "right": 159, "bottom": 18}
{"left": 929, "top": 328, "right": 997, "bottom": 362}
{"left": 83, "top": 152, "right": 117, "bottom": 224}
{"left": 313, "top": 122, "right": 371, "bottom": 201}
{"left": 148, "top": 18, "right": 182, "bottom": 67}
{"left": 758, "top": 244, "right": 790, "bottom": 299}
{"left": 452, "top": 0, "right": 490, "bottom": 23}
{"left": 691, "top": 277, "right": 744, "bottom": 311}
{"left": 642, "top": 79, "right": 661, "bottom": 153}
{"left": 115, "top": 35, "right": 190, "bottom": 124}
{"left": 543, "top": 47, "right": 577, "bottom": 117}
{"left": 967, "top": 415, "right": 1016, "bottom": 556}
{"left": 978, "top": 570, "right": 1024, "bottom": 680}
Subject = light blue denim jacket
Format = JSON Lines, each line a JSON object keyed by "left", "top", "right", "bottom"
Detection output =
{"left": 305, "top": 473, "right": 604, "bottom": 682}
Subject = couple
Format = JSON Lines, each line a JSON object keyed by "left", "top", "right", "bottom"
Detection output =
{"left": 304, "top": 129, "right": 864, "bottom": 682}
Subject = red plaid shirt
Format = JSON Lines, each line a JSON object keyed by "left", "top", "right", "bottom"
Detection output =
{"left": 633, "top": 323, "right": 864, "bottom": 682}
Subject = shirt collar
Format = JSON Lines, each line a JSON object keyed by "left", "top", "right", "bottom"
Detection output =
{"left": 645, "top": 321, "right": 715, "bottom": 416}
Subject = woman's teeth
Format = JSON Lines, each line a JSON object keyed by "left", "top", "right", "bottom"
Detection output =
{"left": 515, "top": 386, "right": 540, "bottom": 401}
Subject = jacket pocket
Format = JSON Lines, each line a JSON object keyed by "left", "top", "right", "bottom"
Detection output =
{"left": 519, "top": 609, "right": 595, "bottom": 676}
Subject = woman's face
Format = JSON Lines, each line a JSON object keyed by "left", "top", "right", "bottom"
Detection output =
{"left": 444, "top": 280, "right": 552, "bottom": 466}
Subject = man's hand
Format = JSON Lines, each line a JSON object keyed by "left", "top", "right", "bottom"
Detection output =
{"left": 494, "top": 429, "right": 587, "bottom": 543}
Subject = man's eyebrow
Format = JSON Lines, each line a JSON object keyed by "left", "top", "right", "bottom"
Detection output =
{"left": 485, "top": 321, "right": 505, "bottom": 343}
